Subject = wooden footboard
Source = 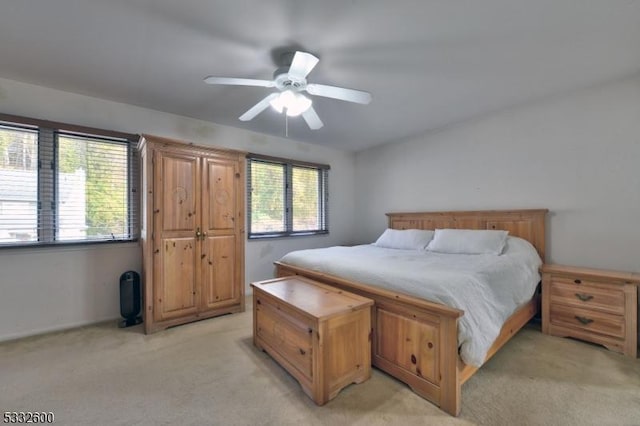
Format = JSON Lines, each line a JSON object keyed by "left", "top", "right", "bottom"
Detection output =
{"left": 275, "top": 262, "right": 539, "bottom": 416}
{"left": 275, "top": 262, "right": 465, "bottom": 414}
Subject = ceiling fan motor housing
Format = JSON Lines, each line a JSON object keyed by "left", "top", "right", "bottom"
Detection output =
{"left": 273, "top": 68, "right": 306, "bottom": 92}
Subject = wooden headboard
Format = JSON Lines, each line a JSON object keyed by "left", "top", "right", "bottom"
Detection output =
{"left": 387, "top": 209, "right": 548, "bottom": 261}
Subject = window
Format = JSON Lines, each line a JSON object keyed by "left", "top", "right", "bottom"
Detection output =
{"left": 0, "top": 114, "right": 138, "bottom": 247}
{"left": 247, "top": 154, "right": 328, "bottom": 238}
{"left": 57, "top": 133, "right": 130, "bottom": 241}
{"left": 0, "top": 125, "right": 38, "bottom": 243}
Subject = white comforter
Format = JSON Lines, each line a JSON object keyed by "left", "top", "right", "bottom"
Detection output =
{"left": 279, "top": 237, "right": 542, "bottom": 367}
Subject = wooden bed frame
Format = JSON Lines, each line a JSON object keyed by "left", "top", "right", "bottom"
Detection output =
{"left": 275, "top": 209, "right": 547, "bottom": 416}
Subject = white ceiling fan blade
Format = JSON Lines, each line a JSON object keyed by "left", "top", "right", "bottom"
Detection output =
{"left": 239, "top": 93, "right": 279, "bottom": 121}
{"left": 302, "top": 106, "right": 324, "bottom": 130}
{"left": 306, "top": 83, "right": 372, "bottom": 104}
{"left": 204, "top": 76, "right": 275, "bottom": 87}
{"left": 288, "top": 51, "right": 319, "bottom": 80}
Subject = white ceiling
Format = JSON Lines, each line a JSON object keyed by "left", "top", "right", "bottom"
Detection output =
{"left": 1, "top": 1, "right": 639, "bottom": 152}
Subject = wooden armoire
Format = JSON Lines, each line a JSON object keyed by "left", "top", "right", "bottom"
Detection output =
{"left": 138, "top": 134, "right": 245, "bottom": 334}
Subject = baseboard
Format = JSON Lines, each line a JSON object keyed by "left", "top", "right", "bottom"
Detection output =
{"left": 0, "top": 316, "right": 121, "bottom": 343}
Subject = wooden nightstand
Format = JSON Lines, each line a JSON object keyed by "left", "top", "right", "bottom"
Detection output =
{"left": 541, "top": 264, "right": 639, "bottom": 358}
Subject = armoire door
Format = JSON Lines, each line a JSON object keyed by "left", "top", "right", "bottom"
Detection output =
{"left": 153, "top": 151, "right": 200, "bottom": 321}
{"left": 200, "top": 157, "right": 240, "bottom": 310}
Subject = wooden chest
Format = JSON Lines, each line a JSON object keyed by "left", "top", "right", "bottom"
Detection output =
{"left": 541, "top": 264, "right": 639, "bottom": 358}
{"left": 251, "top": 276, "right": 373, "bottom": 405}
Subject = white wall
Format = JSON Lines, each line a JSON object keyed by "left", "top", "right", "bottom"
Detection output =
{"left": 0, "top": 77, "right": 356, "bottom": 341}
{"left": 355, "top": 74, "right": 640, "bottom": 272}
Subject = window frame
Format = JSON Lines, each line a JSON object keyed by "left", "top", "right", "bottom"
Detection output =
{"left": 0, "top": 113, "right": 139, "bottom": 249}
{"left": 247, "top": 153, "right": 329, "bottom": 239}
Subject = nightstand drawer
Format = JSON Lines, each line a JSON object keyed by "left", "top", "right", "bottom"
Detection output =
{"left": 550, "top": 279, "right": 624, "bottom": 314}
{"left": 550, "top": 305, "right": 624, "bottom": 339}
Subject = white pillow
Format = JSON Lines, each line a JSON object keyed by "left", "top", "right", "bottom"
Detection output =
{"left": 426, "top": 229, "right": 509, "bottom": 255}
{"left": 374, "top": 228, "right": 434, "bottom": 250}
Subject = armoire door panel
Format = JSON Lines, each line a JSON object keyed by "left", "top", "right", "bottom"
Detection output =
{"left": 201, "top": 235, "right": 238, "bottom": 310}
{"left": 203, "top": 158, "right": 237, "bottom": 231}
{"left": 155, "top": 237, "right": 198, "bottom": 321}
{"left": 159, "top": 153, "right": 199, "bottom": 232}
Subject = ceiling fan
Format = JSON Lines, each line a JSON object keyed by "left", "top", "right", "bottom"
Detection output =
{"left": 204, "top": 51, "right": 372, "bottom": 130}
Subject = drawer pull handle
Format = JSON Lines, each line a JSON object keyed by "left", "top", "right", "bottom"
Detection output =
{"left": 256, "top": 299, "right": 261, "bottom": 305}
{"left": 575, "top": 315, "right": 594, "bottom": 325}
{"left": 575, "top": 293, "right": 594, "bottom": 302}
{"left": 574, "top": 279, "right": 582, "bottom": 284}
{"left": 299, "top": 348, "right": 306, "bottom": 355}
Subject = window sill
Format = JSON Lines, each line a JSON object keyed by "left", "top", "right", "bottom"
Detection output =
{"left": 248, "top": 231, "right": 329, "bottom": 241}
{"left": 0, "top": 239, "right": 139, "bottom": 254}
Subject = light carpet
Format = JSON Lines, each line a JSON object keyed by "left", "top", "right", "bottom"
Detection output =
{"left": 1, "top": 297, "right": 639, "bottom": 426}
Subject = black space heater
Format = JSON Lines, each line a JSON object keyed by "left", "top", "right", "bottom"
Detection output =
{"left": 119, "top": 271, "right": 142, "bottom": 328}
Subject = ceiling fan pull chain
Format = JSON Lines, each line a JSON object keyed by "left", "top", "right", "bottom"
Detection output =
{"left": 285, "top": 113, "right": 289, "bottom": 138}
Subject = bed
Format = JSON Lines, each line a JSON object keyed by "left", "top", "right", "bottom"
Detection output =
{"left": 274, "top": 209, "right": 547, "bottom": 416}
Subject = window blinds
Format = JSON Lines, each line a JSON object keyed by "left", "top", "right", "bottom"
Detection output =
{"left": 0, "top": 118, "right": 139, "bottom": 247}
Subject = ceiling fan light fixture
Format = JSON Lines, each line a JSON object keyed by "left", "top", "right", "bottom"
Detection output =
{"left": 285, "top": 94, "right": 312, "bottom": 117}
{"left": 269, "top": 90, "right": 312, "bottom": 117}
